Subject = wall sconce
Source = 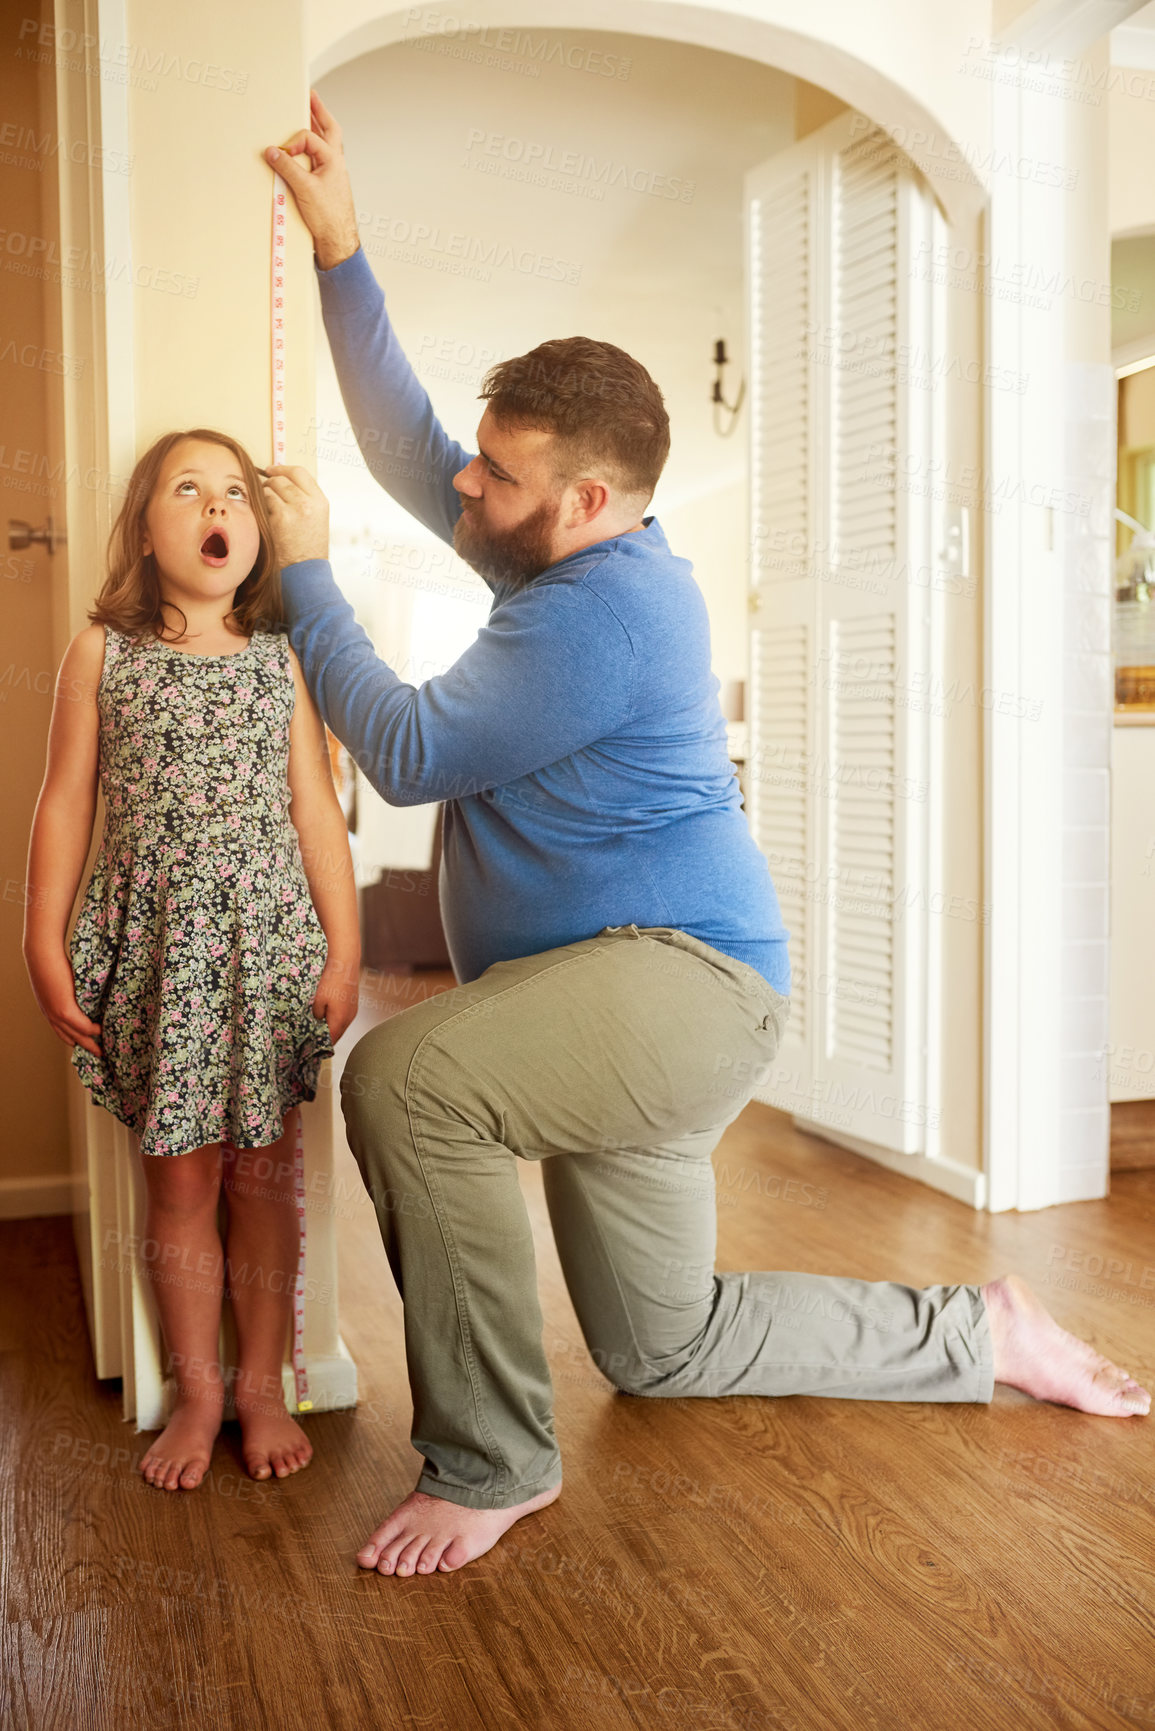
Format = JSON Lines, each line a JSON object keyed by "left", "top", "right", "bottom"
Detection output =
{"left": 712, "top": 339, "right": 745, "bottom": 438}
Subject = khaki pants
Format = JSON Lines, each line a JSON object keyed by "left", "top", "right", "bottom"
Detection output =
{"left": 340, "top": 924, "right": 993, "bottom": 1510}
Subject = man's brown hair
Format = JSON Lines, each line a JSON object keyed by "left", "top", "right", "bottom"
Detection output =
{"left": 479, "top": 337, "right": 670, "bottom": 503}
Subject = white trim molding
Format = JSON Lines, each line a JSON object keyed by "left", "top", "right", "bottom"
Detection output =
{"left": 796, "top": 1120, "right": 988, "bottom": 1209}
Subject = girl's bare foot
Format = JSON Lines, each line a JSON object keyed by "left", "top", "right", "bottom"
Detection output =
{"left": 140, "top": 1397, "right": 222, "bottom": 1490}
{"left": 235, "top": 1397, "right": 313, "bottom": 1480}
{"left": 357, "top": 1481, "right": 561, "bottom": 1576}
{"left": 984, "top": 1274, "right": 1151, "bottom": 1416}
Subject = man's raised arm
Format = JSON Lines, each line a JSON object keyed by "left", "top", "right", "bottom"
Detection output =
{"left": 266, "top": 89, "right": 474, "bottom": 551}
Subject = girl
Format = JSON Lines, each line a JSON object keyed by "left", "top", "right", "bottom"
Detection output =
{"left": 23, "top": 429, "right": 361, "bottom": 1492}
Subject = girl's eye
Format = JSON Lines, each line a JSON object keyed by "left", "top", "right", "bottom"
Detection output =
{"left": 173, "top": 480, "right": 247, "bottom": 499}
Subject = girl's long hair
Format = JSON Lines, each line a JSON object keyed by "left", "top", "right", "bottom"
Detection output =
{"left": 88, "top": 429, "right": 282, "bottom": 643}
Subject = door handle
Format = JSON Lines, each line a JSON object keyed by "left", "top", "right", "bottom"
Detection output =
{"left": 8, "top": 517, "right": 65, "bottom": 554}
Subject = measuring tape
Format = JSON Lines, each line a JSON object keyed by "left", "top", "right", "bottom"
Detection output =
{"left": 272, "top": 169, "right": 311, "bottom": 1413}
{"left": 290, "top": 1109, "right": 311, "bottom": 1411}
{"left": 271, "top": 172, "right": 288, "bottom": 466}
{"left": 218, "top": 1114, "right": 311, "bottom": 1415}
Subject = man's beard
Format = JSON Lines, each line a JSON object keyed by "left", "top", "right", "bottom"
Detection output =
{"left": 453, "top": 495, "right": 561, "bottom": 590}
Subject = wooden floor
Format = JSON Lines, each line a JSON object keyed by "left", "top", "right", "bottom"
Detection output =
{"left": 4, "top": 966, "right": 1155, "bottom": 1731}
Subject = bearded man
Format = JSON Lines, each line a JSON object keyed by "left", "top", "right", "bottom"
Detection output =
{"left": 257, "top": 91, "right": 1150, "bottom": 1582}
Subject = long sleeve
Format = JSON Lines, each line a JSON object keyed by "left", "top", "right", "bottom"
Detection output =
{"left": 315, "top": 247, "right": 475, "bottom": 551}
{"left": 280, "top": 557, "right": 637, "bottom": 807}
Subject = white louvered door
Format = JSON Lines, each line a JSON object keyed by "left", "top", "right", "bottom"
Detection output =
{"left": 745, "top": 114, "right": 942, "bottom": 1157}
{"left": 746, "top": 160, "right": 817, "bottom": 1077}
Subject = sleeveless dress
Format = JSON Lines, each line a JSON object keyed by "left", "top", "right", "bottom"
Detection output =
{"left": 69, "top": 624, "right": 336, "bottom": 1157}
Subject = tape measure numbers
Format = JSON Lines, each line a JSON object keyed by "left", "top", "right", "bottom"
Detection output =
{"left": 271, "top": 172, "right": 288, "bottom": 467}
{"left": 291, "top": 1110, "right": 312, "bottom": 1411}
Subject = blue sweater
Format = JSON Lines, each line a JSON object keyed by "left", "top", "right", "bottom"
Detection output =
{"left": 280, "top": 245, "right": 789, "bottom": 994}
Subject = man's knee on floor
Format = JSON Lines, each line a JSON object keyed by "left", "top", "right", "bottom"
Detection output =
{"left": 586, "top": 1342, "right": 667, "bottom": 1398}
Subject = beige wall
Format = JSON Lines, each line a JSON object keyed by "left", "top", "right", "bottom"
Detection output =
{"left": 125, "top": 2, "right": 316, "bottom": 468}
{"left": 1120, "top": 365, "right": 1155, "bottom": 445}
{"left": 1110, "top": 73, "right": 1155, "bottom": 239}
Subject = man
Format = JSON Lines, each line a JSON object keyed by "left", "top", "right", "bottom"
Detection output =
{"left": 259, "top": 91, "right": 1149, "bottom": 1580}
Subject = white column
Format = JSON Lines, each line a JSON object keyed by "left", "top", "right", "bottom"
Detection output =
{"left": 985, "top": 36, "right": 1114, "bottom": 1209}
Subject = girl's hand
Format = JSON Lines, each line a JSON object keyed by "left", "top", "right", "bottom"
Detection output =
{"left": 25, "top": 947, "right": 104, "bottom": 1059}
{"left": 311, "top": 956, "right": 360, "bottom": 1046}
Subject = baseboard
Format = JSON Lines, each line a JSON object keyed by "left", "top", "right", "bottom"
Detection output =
{"left": 791, "top": 1117, "right": 988, "bottom": 1210}
{"left": 1110, "top": 1100, "right": 1155, "bottom": 1170}
{"left": 0, "top": 1172, "right": 83, "bottom": 1220}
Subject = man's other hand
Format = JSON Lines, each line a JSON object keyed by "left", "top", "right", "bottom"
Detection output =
{"left": 264, "top": 88, "right": 361, "bottom": 272}
{"left": 261, "top": 465, "right": 331, "bottom": 566}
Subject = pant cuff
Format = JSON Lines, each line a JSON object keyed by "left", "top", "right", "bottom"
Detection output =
{"left": 970, "top": 1283, "right": 996, "bottom": 1403}
{"left": 414, "top": 1469, "right": 563, "bottom": 1512}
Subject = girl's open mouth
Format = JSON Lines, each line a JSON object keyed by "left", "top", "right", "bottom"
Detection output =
{"left": 200, "top": 529, "right": 230, "bottom": 566}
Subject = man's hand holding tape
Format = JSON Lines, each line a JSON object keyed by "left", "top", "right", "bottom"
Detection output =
{"left": 265, "top": 89, "right": 361, "bottom": 273}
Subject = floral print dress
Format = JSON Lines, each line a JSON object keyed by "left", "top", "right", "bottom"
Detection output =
{"left": 69, "top": 624, "right": 335, "bottom": 1157}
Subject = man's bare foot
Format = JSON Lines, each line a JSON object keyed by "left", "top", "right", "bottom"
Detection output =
{"left": 140, "top": 1399, "right": 222, "bottom": 1491}
{"left": 357, "top": 1481, "right": 561, "bottom": 1576}
{"left": 235, "top": 1398, "right": 313, "bottom": 1480}
{"left": 984, "top": 1274, "right": 1151, "bottom": 1416}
